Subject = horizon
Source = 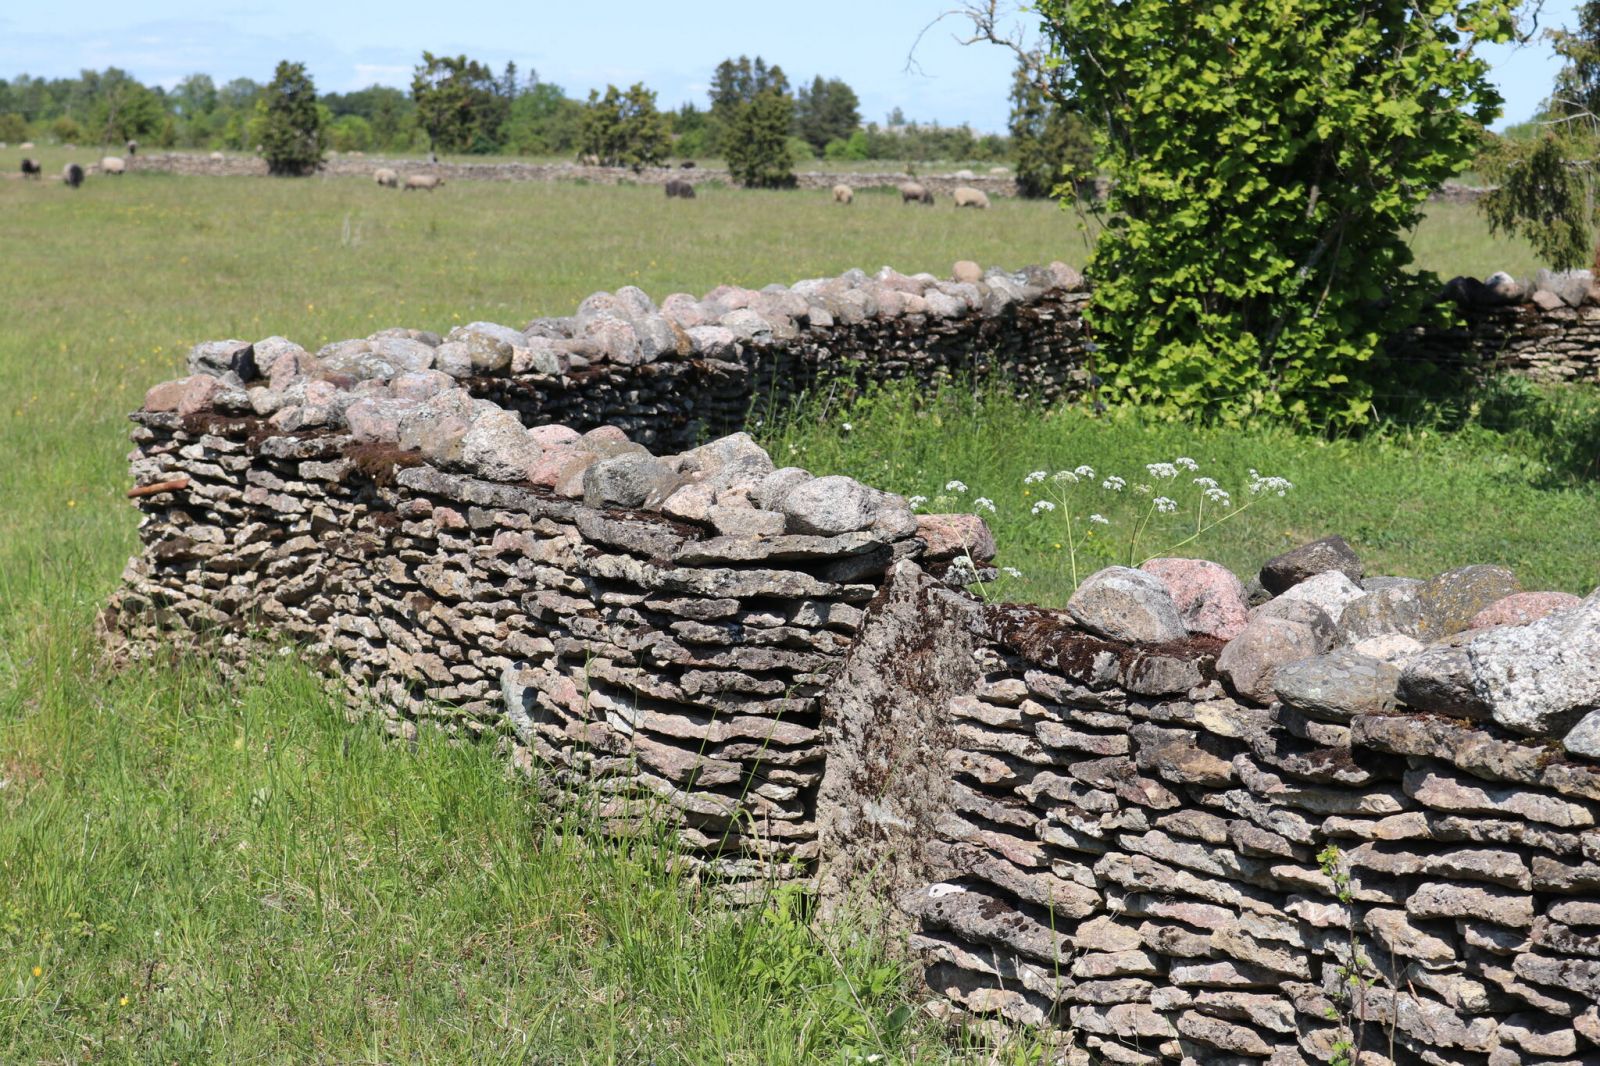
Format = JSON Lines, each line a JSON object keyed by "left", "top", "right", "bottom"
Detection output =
{"left": 0, "top": 1, "right": 1581, "bottom": 136}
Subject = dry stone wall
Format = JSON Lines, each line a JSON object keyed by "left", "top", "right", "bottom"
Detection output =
{"left": 815, "top": 556, "right": 1600, "bottom": 1065}
{"left": 104, "top": 263, "right": 1600, "bottom": 1062}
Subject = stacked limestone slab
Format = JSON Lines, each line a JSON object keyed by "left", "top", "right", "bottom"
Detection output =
{"left": 104, "top": 351, "right": 983, "bottom": 886}
{"left": 817, "top": 544, "right": 1600, "bottom": 1065}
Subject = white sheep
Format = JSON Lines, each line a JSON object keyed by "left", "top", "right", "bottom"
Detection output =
{"left": 404, "top": 174, "right": 444, "bottom": 192}
{"left": 209, "top": 151, "right": 225, "bottom": 161}
{"left": 100, "top": 156, "right": 127, "bottom": 175}
{"left": 832, "top": 183, "right": 853, "bottom": 205}
{"left": 374, "top": 167, "right": 400, "bottom": 188}
{"left": 898, "top": 181, "right": 933, "bottom": 205}
{"left": 953, "top": 186, "right": 990, "bottom": 209}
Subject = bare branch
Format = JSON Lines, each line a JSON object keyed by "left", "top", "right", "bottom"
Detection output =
{"left": 906, "top": 0, "right": 1044, "bottom": 80}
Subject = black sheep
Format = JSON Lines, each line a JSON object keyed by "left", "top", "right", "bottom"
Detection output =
{"left": 20, "top": 158, "right": 41, "bottom": 179}
{"left": 664, "top": 179, "right": 696, "bottom": 199}
{"left": 63, "top": 162, "right": 84, "bottom": 188}
{"left": 126, "top": 139, "right": 138, "bottom": 157}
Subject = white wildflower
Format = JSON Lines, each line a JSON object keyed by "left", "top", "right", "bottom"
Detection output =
{"left": 908, "top": 495, "right": 928, "bottom": 509}
{"left": 1154, "top": 496, "right": 1177, "bottom": 514}
{"left": 1074, "top": 464, "right": 1095, "bottom": 479}
{"left": 973, "top": 497, "right": 996, "bottom": 513}
{"left": 1089, "top": 513, "right": 1110, "bottom": 525}
{"left": 945, "top": 479, "right": 968, "bottom": 493}
{"left": 1001, "top": 566, "right": 1023, "bottom": 579}
{"left": 1101, "top": 475, "right": 1126, "bottom": 491}
{"left": 842, "top": 422, "right": 853, "bottom": 432}
{"left": 1204, "top": 487, "right": 1231, "bottom": 505}
{"left": 1175, "top": 457, "right": 1199, "bottom": 471}
{"left": 1193, "top": 476, "right": 1218, "bottom": 490}
{"left": 1247, "top": 469, "right": 1294, "bottom": 497}
{"left": 1051, "top": 470, "right": 1079, "bottom": 484}
{"left": 1146, "top": 462, "right": 1178, "bottom": 480}
{"left": 1024, "top": 470, "right": 1047, "bottom": 484}
{"left": 1133, "top": 483, "right": 1153, "bottom": 496}
{"left": 1032, "top": 500, "right": 1057, "bottom": 514}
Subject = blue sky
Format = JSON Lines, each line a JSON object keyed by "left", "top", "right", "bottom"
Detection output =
{"left": 0, "top": 1, "right": 1578, "bottom": 132}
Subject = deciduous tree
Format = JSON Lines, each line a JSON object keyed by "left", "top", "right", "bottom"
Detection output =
{"left": 577, "top": 83, "right": 670, "bottom": 168}
{"left": 1033, "top": 0, "right": 1521, "bottom": 427}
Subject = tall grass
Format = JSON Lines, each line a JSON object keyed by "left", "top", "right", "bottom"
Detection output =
{"left": 761, "top": 378, "right": 1600, "bottom": 607}
{"left": 0, "top": 167, "right": 1588, "bottom": 1061}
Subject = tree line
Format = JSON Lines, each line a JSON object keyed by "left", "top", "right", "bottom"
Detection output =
{"left": 0, "top": 53, "right": 1086, "bottom": 189}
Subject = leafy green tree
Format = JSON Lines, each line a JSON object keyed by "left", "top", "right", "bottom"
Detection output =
{"left": 1008, "top": 61, "right": 1093, "bottom": 198}
{"left": 259, "top": 61, "right": 326, "bottom": 176}
{"left": 1550, "top": 1, "right": 1600, "bottom": 118}
{"left": 578, "top": 83, "right": 670, "bottom": 168}
{"left": 1480, "top": 131, "right": 1599, "bottom": 270}
{"left": 505, "top": 81, "right": 583, "bottom": 155}
{"left": 329, "top": 113, "right": 373, "bottom": 152}
{"left": 794, "top": 76, "right": 860, "bottom": 153}
{"left": 411, "top": 52, "right": 505, "bottom": 154}
{"left": 0, "top": 112, "right": 26, "bottom": 141}
{"left": 1477, "top": 3, "right": 1600, "bottom": 270}
{"left": 726, "top": 87, "right": 797, "bottom": 188}
{"left": 823, "top": 129, "right": 869, "bottom": 161}
{"left": 706, "top": 56, "right": 788, "bottom": 155}
{"left": 1036, "top": 0, "right": 1520, "bottom": 428}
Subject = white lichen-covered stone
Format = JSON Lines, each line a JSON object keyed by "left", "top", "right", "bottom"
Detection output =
{"left": 1468, "top": 591, "right": 1600, "bottom": 737}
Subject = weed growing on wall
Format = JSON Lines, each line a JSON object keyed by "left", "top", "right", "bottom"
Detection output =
{"left": 1037, "top": 0, "right": 1522, "bottom": 429}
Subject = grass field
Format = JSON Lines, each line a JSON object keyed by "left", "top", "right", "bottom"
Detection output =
{"left": 0, "top": 165, "right": 1594, "bottom": 1062}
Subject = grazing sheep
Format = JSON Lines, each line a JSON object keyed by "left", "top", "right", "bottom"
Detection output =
{"left": 374, "top": 167, "right": 400, "bottom": 188}
{"left": 832, "top": 183, "right": 853, "bottom": 205}
{"left": 579, "top": 154, "right": 600, "bottom": 166}
{"left": 209, "top": 151, "right": 225, "bottom": 161}
{"left": 126, "top": 139, "right": 138, "bottom": 157}
{"left": 20, "top": 141, "right": 34, "bottom": 150}
{"left": 953, "top": 186, "right": 990, "bottom": 209}
{"left": 100, "top": 156, "right": 127, "bottom": 175}
{"left": 664, "top": 178, "right": 696, "bottom": 199}
{"left": 898, "top": 181, "right": 933, "bottom": 205}
{"left": 679, "top": 160, "right": 696, "bottom": 169}
{"left": 403, "top": 174, "right": 443, "bottom": 191}
{"left": 20, "top": 158, "right": 41, "bottom": 179}
{"left": 63, "top": 162, "right": 84, "bottom": 188}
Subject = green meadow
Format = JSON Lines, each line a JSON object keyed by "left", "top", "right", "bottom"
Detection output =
{"left": 1, "top": 163, "right": 1594, "bottom": 1062}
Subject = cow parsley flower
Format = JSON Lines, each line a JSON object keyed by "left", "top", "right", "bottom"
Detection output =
{"left": 1024, "top": 470, "right": 1047, "bottom": 484}
{"left": 1175, "top": 457, "right": 1199, "bottom": 471}
{"left": 1051, "top": 470, "right": 1079, "bottom": 483}
{"left": 1074, "top": 465, "right": 1095, "bottom": 479}
{"left": 1146, "top": 462, "right": 1178, "bottom": 480}
{"left": 1001, "top": 566, "right": 1023, "bottom": 578}
{"left": 1102, "top": 475, "right": 1126, "bottom": 491}
{"left": 1193, "top": 476, "right": 1218, "bottom": 490}
{"left": 908, "top": 495, "right": 928, "bottom": 509}
{"left": 1032, "top": 500, "right": 1056, "bottom": 514}
{"left": 1204, "top": 487, "right": 1231, "bottom": 505}
{"left": 1247, "top": 469, "right": 1294, "bottom": 497}
{"left": 1089, "top": 513, "right": 1110, "bottom": 525}
{"left": 973, "top": 497, "right": 996, "bottom": 513}
{"left": 1154, "top": 496, "right": 1177, "bottom": 513}
{"left": 945, "top": 480, "right": 968, "bottom": 493}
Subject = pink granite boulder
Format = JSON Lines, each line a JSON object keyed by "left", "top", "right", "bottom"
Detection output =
{"left": 1468, "top": 591, "right": 1582, "bottom": 630}
{"left": 915, "top": 514, "right": 997, "bottom": 564}
{"left": 1140, "top": 558, "right": 1250, "bottom": 640}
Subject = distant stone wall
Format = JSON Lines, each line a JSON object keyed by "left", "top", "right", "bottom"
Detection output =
{"left": 125, "top": 152, "right": 1022, "bottom": 197}
{"left": 103, "top": 262, "right": 1600, "bottom": 1060}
